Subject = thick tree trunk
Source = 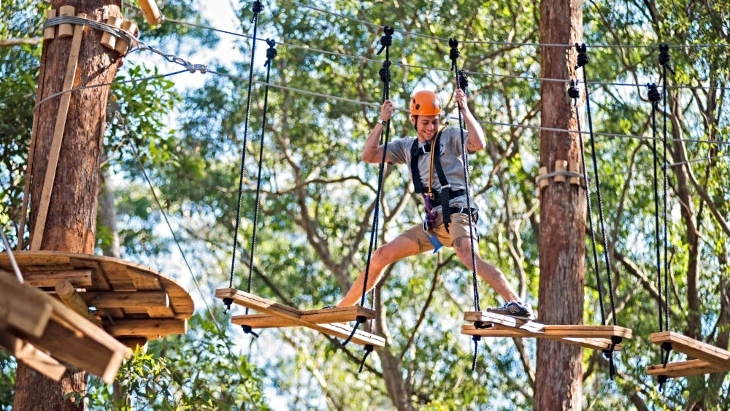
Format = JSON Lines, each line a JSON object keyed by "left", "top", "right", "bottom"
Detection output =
{"left": 14, "top": 1, "right": 122, "bottom": 410}
{"left": 535, "top": 0, "right": 585, "bottom": 409}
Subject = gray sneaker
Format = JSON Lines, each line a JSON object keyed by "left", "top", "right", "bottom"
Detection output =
{"left": 487, "top": 301, "right": 534, "bottom": 320}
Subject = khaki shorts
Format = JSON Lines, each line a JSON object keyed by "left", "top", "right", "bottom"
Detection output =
{"left": 399, "top": 211, "right": 479, "bottom": 253}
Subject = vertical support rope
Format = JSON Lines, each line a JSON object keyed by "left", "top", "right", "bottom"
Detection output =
{"left": 659, "top": 43, "right": 673, "bottom": 332}
{"left": 343, "top": 26, "right": 394, "bottom": 349}
{"left": 243, "top": 39, "right": 277, "bottom": 317}
{"left": 576, "top": 43, "right": 618, "bottom": 326}
{"left": 647, "top": 83, "right": 663, "bottom": 333}
{"left": 448, "top": 38, "right": 480, "bottom": 314}
{"left": 226, "top": 1, "right": 263, "bottom": 312}
{"left": 568, "top": 81, "right": 606, "bottom": 325}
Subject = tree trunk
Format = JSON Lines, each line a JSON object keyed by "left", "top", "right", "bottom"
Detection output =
{"left": 14, "top": 1, "right": 122, "bottom": 410}
{"left": 535, "top": 0, "right": 585, "bottom": 409}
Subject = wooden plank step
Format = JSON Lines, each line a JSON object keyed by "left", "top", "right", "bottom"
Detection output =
{"left": 0, "top": 272, "right": 54, "bottom": 337}
{"left": 647, "top": 359, "right": 730, "bottom": 378}
{"left": 464, "top": 311, "right": 544, "bottom": 332}
{"left": 24, "top": 269, "right": 92, "bottom": 288}
{"left": 0, "top": 332, "right": 66, "bottom": 380}
{"left": 464, "top": 311, "right": 631, "bottom": 339}
{"left": 80, "top": 291, "right": 169, "bottom": 308}
{"left": 650, "top": 331, "right": 730, "bottom": 366}
{"left": 104, "top": 318, "right": 187, "bottom": 338}
{"left": 217, "top": 288, "right": 384, "bottom": 347}
{"left": 231, "top": 306, "right": 376, "bottom": 328}
{"left": 461, "top": 325, "right": 623, "bottom": 351}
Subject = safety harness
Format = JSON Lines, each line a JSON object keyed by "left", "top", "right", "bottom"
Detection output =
{"left": 409, "top": 127, "right": 466, "bottom": 233}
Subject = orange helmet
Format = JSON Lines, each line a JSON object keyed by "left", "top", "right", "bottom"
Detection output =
{"left": 409, "top": 90, "right": 442, "bottom": 116}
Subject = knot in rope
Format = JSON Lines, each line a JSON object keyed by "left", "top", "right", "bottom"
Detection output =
{"left": 575, "top": 43, "right": 589, "bottom": 69}
{"left": 223, "top": 297, "right": 233, "bottom": 313}
{"left": 457, "top": 69, "right": 469, "bottom": 91}
{"left": 647, "top": 83, "right": 660, "bottom": 104}
{"left": 379, "top": 61, "right": 391, "bottom": 83}
{"left": 658, "top": 43, "right": 675, "bottom": 74}
{"left": 449, "top": 38, "right": 460, "bottom": 70}
{"left": 241, "top": 324, "right": 259, "bottom": 338}
{"left": 265, "top": 39, "right": 277, "bottom": 66}
{"left": 358, "top": 344, "right": 374, "bottom": 373}
{"left": 377, "top": 26, "right": 394, "bottom": 55}
{"left": 568, "top": 80, "right": 580, "bottom": 99}
{"left": 251, "top": 1, "right": 263, "bottom": 16}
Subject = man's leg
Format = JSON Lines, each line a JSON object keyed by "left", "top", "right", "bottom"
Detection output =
{"left": 337, "top": 235, "right": 420, "bottom": 307}
{"left": 452, "top": 235, "right": 521, "bottom": 303}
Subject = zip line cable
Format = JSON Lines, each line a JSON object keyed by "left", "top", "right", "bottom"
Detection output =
{"left": 146, "top": 9, "right": 730, "bottom": 92}
{"left": 276, "top": 0, "right": 730, "bottom": 50}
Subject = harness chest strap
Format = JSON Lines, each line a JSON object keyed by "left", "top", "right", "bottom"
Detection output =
{"left": 409, "top": 128, "right": 464, "bottom": 231}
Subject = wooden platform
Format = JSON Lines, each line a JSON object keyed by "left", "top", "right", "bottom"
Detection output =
{"left": 0, "top": 251, "right": 194, "bottom": 343}
{"left": 462, "top": 311, "right": 632, "bottom": 351}
{"left": 646, "top": 331, "right": 730, "bottom": 378}
{"left": 0, "top": 272, "right": 132, "bottom": 383}
{"left": 216, "top": 288, "right": 385, "bottom": 347}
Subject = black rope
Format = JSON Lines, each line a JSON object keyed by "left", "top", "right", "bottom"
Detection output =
{"left": 575, "top": 43, "right": 618, "bottom": 326}
{"left": 226, "top": 0, "right": 263, "bottom": 312}
{"left": 470, "top": 335, "right": 481, "bottom": 372}
{"left": 344, "top": 27, "right": 394, "bottom": 347}
{"left": 660, "top": 44, "right": 671, "bottom": 333}
{"left": 242, "top": 39, "right": 277, "bottom": 316}
{"left": 357, "top": 26, "right": 393, "bottom": 309}
{"left": 358, "top": 344, "right": 374, "bottom": 373}
{"left": 647, "top": 83, "right": 664, "bottom": 334}
{"left": 568, "top": 80, "right": 606, "bottom": 324}
{"left": 449, "top": 38, "right": 481, "bottom": 314}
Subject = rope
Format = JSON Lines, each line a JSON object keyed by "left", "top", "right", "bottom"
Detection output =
{"left": 342, "top": 26, "right": 394, "bottom": 348}
{"left": 659, "top": 44, "right": 674, "bottom": 387}
{"left": 450, "top": 38, "right": 483, "bottom": 371}
{"left": 115, "top": 111, "right": 261, "bottom": 408}
{"left": 276, "top": 1, "right": 730, "bottom": 50}
{"left": 241, "top": 38, "right": 277, "bottom": 324}
{"left": 0, "top": 227, "right": 24, "bottom": 283}
{"left": 576, "top": 43, "right": 619, "bottom": 380}
{"left": 449, "top": 39, "right": 480, "bottom": 314}
{"left": 226, "top": 0, "right": 263, "bottom": 313}
{"left": 576, "top": 44, "right": 618, "bottom": 326}
{"left": 647, "top": 83, "right": 663, "bottom": 334}
{"left": 660, "top": 44, "right": 672, "bottom": 333}
{"left": 569, "top": 80, "right": 606, "bottom": 324}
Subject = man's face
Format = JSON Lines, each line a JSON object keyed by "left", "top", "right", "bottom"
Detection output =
{"left": 411, "top": 115, "right": 440, "bottom": 140}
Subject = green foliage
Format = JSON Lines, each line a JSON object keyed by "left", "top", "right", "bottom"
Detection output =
{"left": 85, "top": 313, "right": 269, "bottom": 410}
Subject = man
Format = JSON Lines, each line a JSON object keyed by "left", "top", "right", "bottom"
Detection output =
{"left": 337, "top": 89, "right": 533, "bottom": 319}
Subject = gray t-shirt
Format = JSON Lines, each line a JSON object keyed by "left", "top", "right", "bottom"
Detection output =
{"left": 385, "top": 126, "right": 477, "bottom": 211}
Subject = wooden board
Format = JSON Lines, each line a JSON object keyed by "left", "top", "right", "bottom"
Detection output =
{"left": 0, "top": 272, "right": 132, "bottom": 383}
{"left": 0, "top": 333, "right": 66, "bottom": 381}
{"left": 216, "top": 288, "right": 384, "bottom": 347}
{"left": 231, "top": 306, "right": 376, "bottom": 328}
{"left": 0, "top": 251, "right": 194, "bottom": 343}
{"left": 461, "top": 325, "right": 623, "bottom": 351}
{"left": 647, "top": 359, "right": 730, "bottom": 378}
{"left": 650, "top": 331, "right": 730, "bottom": 366}
{"left": 463, "top": 311, "right": 632, "bottom": 344}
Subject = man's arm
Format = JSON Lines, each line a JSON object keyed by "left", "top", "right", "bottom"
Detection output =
{"left": 362, "top": 99, "right": 395, "bottom": 163}
{"left": 455, "top": 88, "right": 486, "bottom": 153}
